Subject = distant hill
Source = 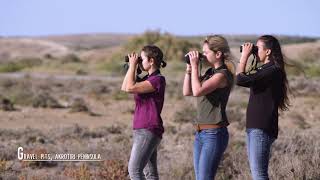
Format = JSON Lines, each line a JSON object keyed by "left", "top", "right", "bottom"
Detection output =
{"left": 0, "top": 33, "right": 134, "bottom": 62}
{"left": 0, "top": 32, "right": 318, "bottom": 63}
{"left": 36, "top": 33, "right": 134, "bottom": 50}
{"left": 179, "top": 34, "right": 318, "bottom": 47}
{"left": 0, "top": 38, "right": 70, "bottom": 61}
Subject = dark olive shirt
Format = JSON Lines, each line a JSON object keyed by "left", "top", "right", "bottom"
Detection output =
{"left": 236, "top": 61, "right": 282, "bottom": 138}
{"left": 195, "top": 64, "right": 234, "bottom": 126}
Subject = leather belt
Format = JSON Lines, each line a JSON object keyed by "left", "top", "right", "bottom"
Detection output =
{"left": 194, "top": 124, "right": 223, "bottom": 132}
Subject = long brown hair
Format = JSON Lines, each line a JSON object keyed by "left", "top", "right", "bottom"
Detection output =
{"left": 258, "top": 35, "right": 290, "bottom": 111}
{"left": 204, "top": 35, "right": 235, "bottom": 75}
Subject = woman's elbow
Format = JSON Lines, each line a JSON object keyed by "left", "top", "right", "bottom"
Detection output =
{"left": 121, "top": 88, "right": 130, "bottom": 93}
{"left": 121, "top": 86, "right": 127, "bottom": 92}
{"left": 125, "top": 86, "right": 137, "bottom": 93}
{"left": 235, "top": 80, "right": 250, "bottom": 87}
{"left": 236, "top": 76, "right": 246, "bottom": 87}
{"left": 236, "top": 80, "right": 242, "bottom": 86}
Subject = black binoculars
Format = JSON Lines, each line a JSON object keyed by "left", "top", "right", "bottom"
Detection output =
{"left": 123, "top": 55, "right": 142, "bottom": 75}
{"left": 184, "top": 53, "right": 206, "bottom": 64}
{"left": 240, "top": 45, "right": 258, "bottom": 54}
{"left": 125, "top": 55, "right": 143, "bottom": 63}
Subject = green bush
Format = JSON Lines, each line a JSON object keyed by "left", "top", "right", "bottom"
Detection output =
{"left": 122, "top": 30, "right": 201, "bottom": 62}
{"left": 112, "top": 91, "right": 129, "bottom": 101}
{"left": 60, "top": 53, "right": 81, "bottom": 64}
{"left": 305, "top": 64, "right": 320, "bottom": 77}
{"left": 0, "top": 58, "right": 42, "bottom": 72}
{"left": 98, "top": 58, "right": 124, "bottom": 75}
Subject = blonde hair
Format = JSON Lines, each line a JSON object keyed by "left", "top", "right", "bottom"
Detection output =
{"left": 204, "top": 35, "right": 235, "bottom": 75}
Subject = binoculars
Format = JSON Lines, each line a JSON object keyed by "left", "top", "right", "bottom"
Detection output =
{"left": 124, "top": 55, "right": 142, "bottom": 63}
{"left": 240, "top": 45, "right": 258, "bottom": 54}
{"left": 184, "top": 53, "right": 206, "bottom": 64}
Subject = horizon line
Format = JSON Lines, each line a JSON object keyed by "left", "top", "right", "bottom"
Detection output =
{"left": 1, "top": 31, "right": 319, "bottom": 39}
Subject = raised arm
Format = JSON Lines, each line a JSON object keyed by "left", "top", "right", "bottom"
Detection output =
{"left": 121, "top": 69, "right": 130, "bottom": 91}
{"left": 183, "top": 64, "right": 193, "bottom": 96}
{"left": 124, "top": 53, "right": 156, "bottom": 94}
{"left": 189, "top": 51, "right": 227, "bottom": 97}
{"left": 236, "top": 43, "right": 277, "bottom": 87}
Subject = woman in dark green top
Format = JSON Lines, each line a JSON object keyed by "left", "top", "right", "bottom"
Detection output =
{"left": 183, "top": 35, "right": 234, "bottom": 180}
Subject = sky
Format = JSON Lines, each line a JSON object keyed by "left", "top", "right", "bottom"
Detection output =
{"left": 1, "top": 0, "right": 319, "bottom": 37}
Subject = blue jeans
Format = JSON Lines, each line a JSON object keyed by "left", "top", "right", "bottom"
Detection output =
{"left": 193, "top": 127, "right": 229, "bottom": 180}
{"left": 128, "top": 129, "right": 161, "bottom": 180}
{"left": 246, "top": 128, "right": 275, "bottom": 180}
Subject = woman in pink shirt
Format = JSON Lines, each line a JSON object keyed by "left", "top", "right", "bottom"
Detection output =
{"left": 121, "top": 45, "right": 166, "bottom": 180}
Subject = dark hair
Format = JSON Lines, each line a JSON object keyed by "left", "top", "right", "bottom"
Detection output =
{"left": 258, "top": 35, "right": 290, "bottom": 111}
{"left": 142, "top": 45, "right": 167, "bottom": 68}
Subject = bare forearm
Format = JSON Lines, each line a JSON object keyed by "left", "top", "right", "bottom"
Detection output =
{"left": 183, "top": 73, "right": 192, "bottom": 96}
{"left": 236, "top": 56, "right": 248, "bottom": 75}
{"left": 126, "top": 65, "right": 136, "bottom": 90}
{"left": 121, "top": 71, "right": 129, "bottom": 91}
{"left": 191, "top": 66, "right": 201, "bottom": 96}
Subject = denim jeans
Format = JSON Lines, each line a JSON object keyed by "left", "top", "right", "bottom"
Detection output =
{"left": 246, "top": 128, "right": 275, "bottom": 180}
{"left": 193, "top": 127, "right": 229, "bottom": 180}
{"left": 128, "top": 129, "right": 161, "bottom": 180}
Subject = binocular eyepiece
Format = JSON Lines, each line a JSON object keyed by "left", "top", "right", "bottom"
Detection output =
{"left": 184, "top": 53, "right": 206, "bottom": 64}
{"left": 240, "top": 45, "right": 258, "bottom": 54}
{"left": 125, "top": 55, "right": 143, "bottom": 63}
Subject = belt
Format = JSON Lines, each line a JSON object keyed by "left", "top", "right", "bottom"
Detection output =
{"left": 194, "top": 124, "right": 223, "bottom": 132}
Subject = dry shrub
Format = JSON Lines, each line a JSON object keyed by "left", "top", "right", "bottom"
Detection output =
{"left": 0, "top": 78, "right": 17, "bottom": 89}
{"left": 165, "top": 125, "right": 177, "bottom": 135}
{"left": 289, "top": 77, "right": 320, "bottom": 96}
{"left": 158, "top": 135, "right": 194, "bottom": 180}
{"left": 64, "top": 164, "right": 91, "bottom": 180}
{"left": 6, "top": 79, "right": 35, "bottom": 106}
{"left": 106, "top": 124, "right": 124, "bottom": 134}
{"left": 173, "top": 104, "right": 197, "bottom": 123}
{"left": 60, "top": 53, "right": 81, "bottom": 64}
{"left": 98, "top": 160, "right": 128, "bottom": 180}
{"left": 0, "top": 97, "right": 15, "bottom": 111}
{"left": 288, "top": 112, "right": 311, "bottom": 129}
{"left": 18, "top": 174, "right": 58, "bottom": 180}
{"left": 269, "top": 131, "right": 320, "bottom": 180}
{"left": 216, "top": 139, "right": 251, "bottom": 180}
{"left": 0, "top": 144, "right": 20, "bottom": 161}
{"left": 226, "top": 106, "right": 246, "bottom": 130}
{"left": 69, "top": 98, "right": 89, "bottom": 113}
{"left": 81, "top": 129, "right": 105, "bottom": 139}
{"left": 1, "top": 173, "right": 19, "bottom": 180}
{"left": 32, "top": 92, "right": 63, "bottom": 108}
{"left": 0, "top": 159, "right": 7, "bottom": 173}
{"left": 166, "top": 81, "right": 183, "bottom": 99}
{"left": 215, "top": 131, "right": 320, "bottom": 180}
{"left": 112, "top": 91, "right": 129, "bottom": 101}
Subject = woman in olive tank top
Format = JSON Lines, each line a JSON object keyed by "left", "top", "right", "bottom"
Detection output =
{"left": 183, "top": 35, "right": 234, "bottom": 180}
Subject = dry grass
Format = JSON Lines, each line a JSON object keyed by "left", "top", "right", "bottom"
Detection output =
{"left": 0, "top": 34, "right": 319, "bottom": 179}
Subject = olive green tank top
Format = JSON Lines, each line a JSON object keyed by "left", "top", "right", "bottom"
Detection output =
{"left": 195, "top": 64, "right": 234, "bottom": 126}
